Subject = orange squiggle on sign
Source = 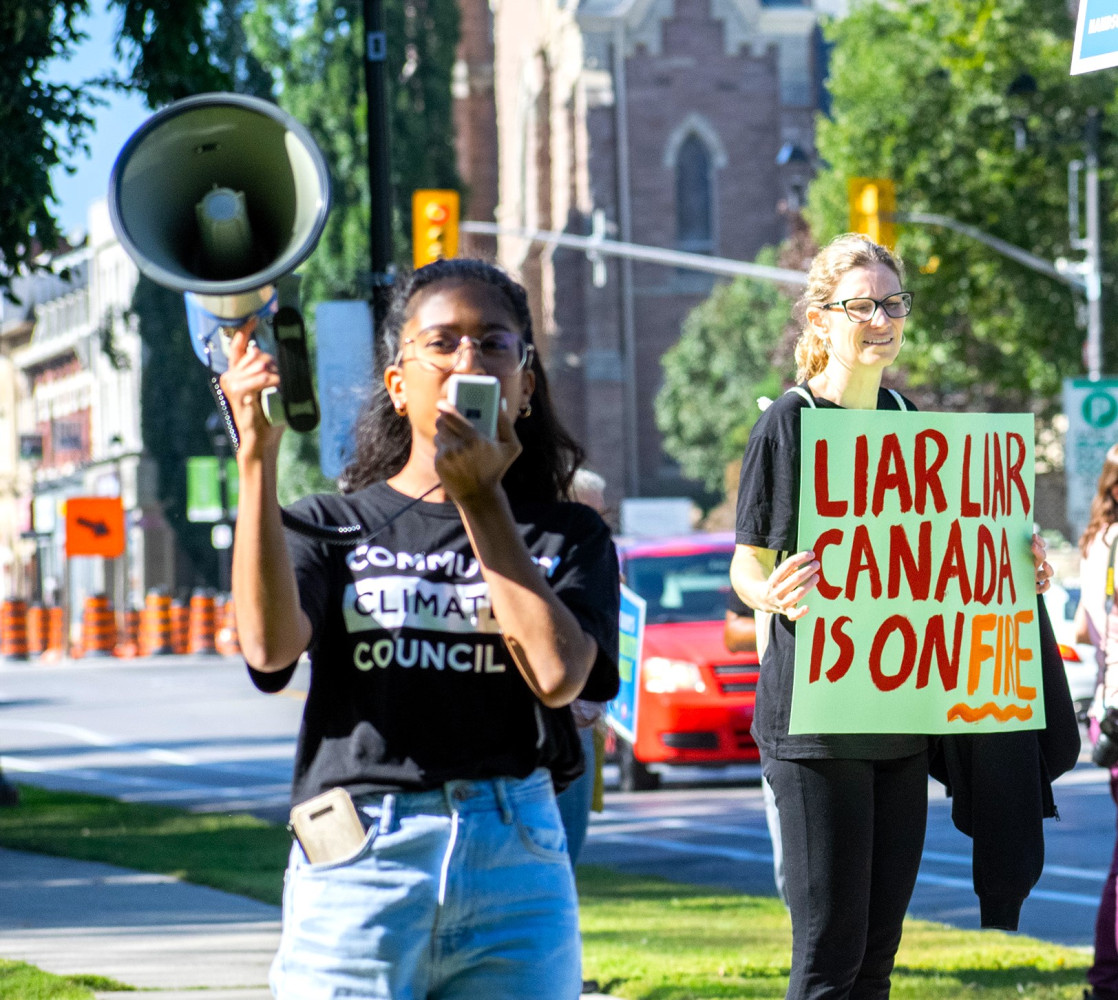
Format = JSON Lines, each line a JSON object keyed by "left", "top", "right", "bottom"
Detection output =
{"left": 946, "top": 702, "right": 1033, "bottom": 724}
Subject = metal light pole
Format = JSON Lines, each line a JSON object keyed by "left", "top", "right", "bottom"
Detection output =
{"left": 205, "top": 413, "right": 233, "bottom": 595}
{"left": 1072, "top": 108, "right": 1104, "bottom": 381}
{"left": 364, "top": 0, "right": 395, "bottom": 337}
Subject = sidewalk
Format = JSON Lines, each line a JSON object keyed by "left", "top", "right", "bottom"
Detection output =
{"left": 0, "top": 845, "right": 613, "bottom": 999}
{"left": 0, "top": 846, "right": 278, "bottom": 999}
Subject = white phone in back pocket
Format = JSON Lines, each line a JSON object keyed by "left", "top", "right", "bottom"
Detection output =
{"left": 446, "top": 374, "right": 500, "bottom": 439}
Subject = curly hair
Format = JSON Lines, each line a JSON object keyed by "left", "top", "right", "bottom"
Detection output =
{"left": 339, "top": 258, "right": 585, "bottom": 504}
{"left": 792, "top": 233, "right": 906, "bottom": 383}
{"left": 1079, "top": 443, "right": 1118, "bottom": 557}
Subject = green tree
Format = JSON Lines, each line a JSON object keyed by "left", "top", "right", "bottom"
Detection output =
{"left": 132, "top": 277, "right": 222, "bottom": 587}
{"left": 0, "top": 0, "right": 224, "bottom": 288}
{"left": 244, "top": 0, "right": 461, "bottom": 501}
{"left": 245, "top": 0, "right": 461, "bottom": 305}
{"left": 118, "top": 0, "right": 276, "bottom": 585}
{"left": 807, "top": 0, "right": 1116, "bottom": 414}
{"left": 655, "top": 247, "right": 797, "bottom": 492}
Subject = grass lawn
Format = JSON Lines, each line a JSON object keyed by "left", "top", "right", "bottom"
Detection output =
{"left": 0, "top": 784, "right": 1094, "bottom": 999}
{"left": 0, "top": 959, "right": 131, "bottom": 1000}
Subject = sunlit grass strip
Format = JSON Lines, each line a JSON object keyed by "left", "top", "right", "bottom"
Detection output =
{"left": 576, "top": 866, "right": 1091, "bottom": 1000}
{"left": 0, "top": 785, "right": 289, "bottom": 905}
{"left": 0, "top": 959, "right": 132, "bottom": 1000}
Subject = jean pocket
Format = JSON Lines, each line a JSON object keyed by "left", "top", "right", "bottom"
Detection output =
{"left": 296, "top": 809, "right": 381, "bottom": 872}
{"left": 513, "top": 795, "right": 570, "bottom": 861}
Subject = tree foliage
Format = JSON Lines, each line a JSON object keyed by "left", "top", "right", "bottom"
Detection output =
{"left": 0, "top": 0, "right": 225, "bottom": 286}
{"left": 655, "top": 247, "right": 797, "bottom": 492}
{"left": 133, "top": 277, "right": 221, "bottom": 587}
{"left": 245, "top": 0, "right": 461, "bottom": 305}
{"left": 244, "top": 0, "right": 461, "bottom": 500}
{"left": 807, "top": 0, "right": 1117, "bottom": 414}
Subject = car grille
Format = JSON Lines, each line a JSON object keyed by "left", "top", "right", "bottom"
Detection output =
{"left": 712, "top": 663, "right": 759, "bottom": 696}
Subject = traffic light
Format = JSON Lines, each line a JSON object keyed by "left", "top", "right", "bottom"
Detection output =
{"left": 412, "top": 189, "right": 460, "bottom": 268}
{"left": 848, "top": 177, "right": 896, "bottom": 248}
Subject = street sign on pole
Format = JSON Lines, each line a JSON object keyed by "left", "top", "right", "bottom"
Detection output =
{"left": 1063, "top": 376, "right": 1118, "bottom": 540}
{"left": 65, "top": 497, "right": 125, "bottom": 558}
{"left": 1072, "top": 0, "right": 1118, "bottom": 75}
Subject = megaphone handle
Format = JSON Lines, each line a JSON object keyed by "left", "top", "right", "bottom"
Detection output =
{"left": 272, "top": 306, "right": 320, "bottom": 434}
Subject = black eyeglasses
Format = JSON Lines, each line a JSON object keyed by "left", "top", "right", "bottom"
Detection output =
{"left": 821, "top": 292, "right": 913, "bottom": 323}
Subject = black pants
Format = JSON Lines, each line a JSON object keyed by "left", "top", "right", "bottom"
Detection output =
{"left": 764, "top": 751, "right": 929, "bottom": 1000}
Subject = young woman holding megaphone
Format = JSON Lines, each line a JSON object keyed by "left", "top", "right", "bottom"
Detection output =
{"left": 219, "top": 258, "right": 620, "bottom": 999}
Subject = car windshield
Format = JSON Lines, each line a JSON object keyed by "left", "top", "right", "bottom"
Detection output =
{"left": 625, "top": 550, "right": 733, "bottom": 624}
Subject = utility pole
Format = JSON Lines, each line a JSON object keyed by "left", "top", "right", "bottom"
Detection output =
{"left": 364, "top": 0, "right": 394, "bottom": 337}
{"left": 1069, "top": 108, "right": 1104, "bottom": 381}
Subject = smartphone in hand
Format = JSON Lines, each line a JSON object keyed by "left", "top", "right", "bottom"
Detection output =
{"left": 446, "top": 374, "right": 500, "bottom": 439}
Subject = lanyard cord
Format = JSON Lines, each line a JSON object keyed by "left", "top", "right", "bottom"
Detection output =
{"left": 207, "top": 375, "right": 439, "bottom": 547}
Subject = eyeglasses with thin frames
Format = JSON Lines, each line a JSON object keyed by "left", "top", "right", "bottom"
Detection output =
{"left": 396, "top": 331, "right": 534, "bottom": 375}
{"left": 820, "top": 292, "right": 913, "bottom": 323}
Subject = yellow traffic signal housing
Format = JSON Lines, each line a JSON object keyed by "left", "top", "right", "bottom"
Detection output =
{"left": 848, "top": 177, "right": 896, "bottom": 248}
{"left": 412, "top": 189, "right": 460, "bottom": 268}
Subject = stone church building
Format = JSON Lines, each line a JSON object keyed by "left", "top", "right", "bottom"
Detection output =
{"left": 453, "top": 0, "right": 846, "bottom": 502}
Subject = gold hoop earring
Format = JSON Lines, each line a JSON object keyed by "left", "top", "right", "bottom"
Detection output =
{"left": 518, "top": 402, "right": 532, "bottom": 419}
{"left": 394, "top": 401, "right": 407, "bottom": 416}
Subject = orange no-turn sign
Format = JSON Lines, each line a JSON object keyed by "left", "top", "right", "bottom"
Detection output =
{"left": 65, "top": 497, "right": 125, "bottom": 558}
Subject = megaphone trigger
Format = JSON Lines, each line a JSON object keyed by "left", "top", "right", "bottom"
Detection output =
{"left": 269, "top": 306, "right": 320, "bottom": 433}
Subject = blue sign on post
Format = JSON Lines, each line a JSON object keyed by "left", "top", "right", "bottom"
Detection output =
{"left": 606, "top": 583, "right": 646, "bottom": 744}
{"left": 1072, "top": 0, "right": 1118, "bottom": 74}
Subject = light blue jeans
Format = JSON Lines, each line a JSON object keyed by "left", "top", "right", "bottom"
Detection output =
{"left": 270, "top": 768, "right": 581, "bottom": 1000}
{"left": 556, "top": 725, "right": 596, "bottom": 865}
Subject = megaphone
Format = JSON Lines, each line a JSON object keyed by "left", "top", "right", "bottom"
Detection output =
{"left": 108, "top": 92, "right": 331, "bottom": 432}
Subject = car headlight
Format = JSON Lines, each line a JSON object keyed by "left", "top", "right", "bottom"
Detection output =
{"left": 643, "top": 657, "right": 705, "bottom": 693}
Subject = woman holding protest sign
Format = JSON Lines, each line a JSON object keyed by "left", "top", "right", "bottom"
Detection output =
{"left": 730, "top": 232, "right": 1056, "bottom": 1000}
{"left": 219, "top": 257, "right": 620, "bottom": 999}
{"left": 1080, "top": 444, "right": 1118, "bottom": 1000}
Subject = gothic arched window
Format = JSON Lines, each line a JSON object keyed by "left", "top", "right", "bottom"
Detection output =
{"left": 676, "top": 134, "right": 713, "bottom": 254}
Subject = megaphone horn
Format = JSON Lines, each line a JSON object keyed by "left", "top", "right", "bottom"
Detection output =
{"left": 108, "top": 92, "right": 331, "bottom": 433}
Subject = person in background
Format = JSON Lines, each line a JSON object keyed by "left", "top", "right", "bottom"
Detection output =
{"left": 1080, "top": 443, "right": 1118, "bottom": 1000}
{"left": 220, "top": 257, "right": 620, "bottom": 999}
{"left": 731, "top": 232, "right": 1054, "bottom": 1000}
{"left": 724, "top": 592, "right": 785, "bottom": 905}
{"left": 557, "top": 467, "right": 612, "bottom": 865}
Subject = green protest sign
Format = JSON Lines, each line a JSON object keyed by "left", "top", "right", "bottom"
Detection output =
{"left": 792, "top": 411, "right": 1042, "bottom": 735}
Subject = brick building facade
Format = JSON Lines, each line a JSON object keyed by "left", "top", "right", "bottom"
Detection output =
{"left": 473, "top": 0, "right": 844, "bottom": 503}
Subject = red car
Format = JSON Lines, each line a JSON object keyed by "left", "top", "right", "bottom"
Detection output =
{"left": 610, "top": 532, "right": 760, "bottom": 791}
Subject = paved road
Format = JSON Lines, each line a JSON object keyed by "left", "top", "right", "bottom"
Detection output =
{"left": 0, "top": 653, "right": 1110, "bottom": 948}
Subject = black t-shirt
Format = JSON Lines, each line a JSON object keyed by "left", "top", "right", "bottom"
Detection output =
{"left": 735, "top": 385, "right": 928, "bottom": 761}
{"left": 249, "top": 481, "right": 621, "bottom": 805}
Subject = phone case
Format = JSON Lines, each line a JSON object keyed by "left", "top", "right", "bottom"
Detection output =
{"left": 289, "top": 787, "right": 367, "bottom": 864}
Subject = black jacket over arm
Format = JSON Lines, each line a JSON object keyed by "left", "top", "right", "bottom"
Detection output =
{"left": 927, "top": 597, "right": 1081, "bottom": 931}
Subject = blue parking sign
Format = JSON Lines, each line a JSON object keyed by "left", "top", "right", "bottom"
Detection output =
{"left": 1072, "top": 0, "right": 1118, "bottom": 74}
